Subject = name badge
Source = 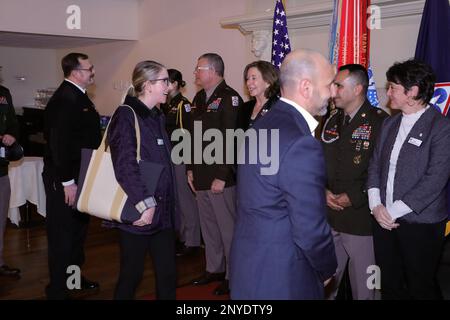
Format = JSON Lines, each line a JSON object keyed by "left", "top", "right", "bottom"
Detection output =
{"left": 408, "top": 137, "right": 422, "bottom": 147}
{"left": 157, "top": 139, "right": 164, "bottom": 145}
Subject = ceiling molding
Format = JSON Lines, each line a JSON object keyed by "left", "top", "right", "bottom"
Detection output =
{"left": 220, "top": 0, "right": 425, "bottom": 33}
{"left": 0, "top": 31, "right": 132, "bottom": 49}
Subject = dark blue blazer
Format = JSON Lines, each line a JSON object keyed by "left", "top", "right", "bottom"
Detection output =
{"left": 44, "top": 81, "right": 101, "bottom": 183}
{"left": 230, "top": 99, "right": 337, "bottom": 300}
{"left": 367, "top": 106, "right": 450, "bottom": 224}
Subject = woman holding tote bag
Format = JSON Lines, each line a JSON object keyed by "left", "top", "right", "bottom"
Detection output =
{"left": 107, "top": 60, "right": 178, "bottom": 300}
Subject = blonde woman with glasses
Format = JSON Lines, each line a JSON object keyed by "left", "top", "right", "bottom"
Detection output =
{"left": 107, "top": 60, "right": 178, "bottom": 300}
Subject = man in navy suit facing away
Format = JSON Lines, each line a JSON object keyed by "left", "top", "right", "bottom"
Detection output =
{"left": 230, "top": 49, "right": 337, "bottom": 300}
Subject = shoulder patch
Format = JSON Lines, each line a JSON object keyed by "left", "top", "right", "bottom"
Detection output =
{"left": 184, "top": 104, "right": 191, "bottom": 112}
{"left": 232, "top": 96, "right": 239, "bottom": 107}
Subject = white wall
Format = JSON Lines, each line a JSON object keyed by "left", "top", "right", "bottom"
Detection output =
{"left": 57, "top": 0, "right": 248, "bottom": 116}
{"left": 371, "top": 14, "right": 422, "bottom": 83}
{"left": 0, "top": 0, "right": 138, "bottom": 40}
{"left": 1, "top": 0, "right": 425, "bottom": 115}
{"left": 0, "top": 46, "right": 59, "bottom": 110}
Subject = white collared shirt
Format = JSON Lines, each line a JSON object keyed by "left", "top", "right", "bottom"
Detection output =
{"left": 280, "top": 97, "right": 318, "bottom": 136}
{"left": 64, "top": 79, "right": 86, "bottom": 94}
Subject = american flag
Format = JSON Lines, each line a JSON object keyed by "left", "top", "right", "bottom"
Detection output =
{"left": 271, "top": 0, "right": 291, "bottom": 69}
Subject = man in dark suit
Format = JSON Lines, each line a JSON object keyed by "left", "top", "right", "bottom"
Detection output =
{"left": 321, "top": 64, "right": 388, "bottom": 299}
{"left": 0, "top": 79, "right": 21, "bottom": 278}
{"left": 43, "top": 53, "right": 101, "bottom": 299}
{"left": 230, "top": 49, "right": 337, "bottom": 299}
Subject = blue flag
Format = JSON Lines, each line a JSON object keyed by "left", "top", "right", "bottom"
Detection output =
{"left": 414, "top": 0, "right": 450, "bottom": 234}
{"left": 367, "top": 65, "right": 380, "bottom": 107}
{"left": 415, "top": 0, "right": 450, "bottom": 83}
{"left": 271, "top": 0, "right": 291, "bottom": 69}
{"left": 415, "top": 0, "right": 450, "bottom": 117}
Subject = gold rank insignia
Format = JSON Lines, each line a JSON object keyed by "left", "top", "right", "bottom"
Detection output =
{"left": 353, "top": 155, "right": 362, "bottom": 165}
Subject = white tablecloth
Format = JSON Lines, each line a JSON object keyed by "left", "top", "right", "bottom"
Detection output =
{"left": 8, "top": 157, "right": 46, "bottom": 226}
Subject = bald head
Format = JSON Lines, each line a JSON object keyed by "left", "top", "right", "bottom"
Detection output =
{"left": 280, "top": 49, "right": 335, "bottom": 116}
{"left": 280, "top": 49, "right": 323, "bottom": 88}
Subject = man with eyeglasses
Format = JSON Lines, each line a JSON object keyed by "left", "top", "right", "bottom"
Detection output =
{"left": 43, "top": 52, "right": 101, "bottom": 299}
{"left": 187, "top": 53, "right": 243, "bottom": 296}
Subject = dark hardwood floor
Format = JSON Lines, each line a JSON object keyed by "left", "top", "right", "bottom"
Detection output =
{"left": 3, "top": 206, "right": 449, "bottom": 300}
{"left": 0, "top": 211, "right": 205, "bottom": 300}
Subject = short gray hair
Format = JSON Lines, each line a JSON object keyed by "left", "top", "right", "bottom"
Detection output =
{"left": 199, "top": 53, "right": 224, "bottom": 77}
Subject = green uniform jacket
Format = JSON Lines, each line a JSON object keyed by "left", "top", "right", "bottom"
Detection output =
{"left": 161, "top": 92, "right": 192, "bottom": 141}
{"left": 321, "top": 100, "right": 388, "bottom": 235}
{"left": 187, "top": 80, "right": 243, "bottom": 190}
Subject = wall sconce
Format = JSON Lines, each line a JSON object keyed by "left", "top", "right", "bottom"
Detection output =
{"left": 15, "top": 76, "right": 26, "bottom": 82}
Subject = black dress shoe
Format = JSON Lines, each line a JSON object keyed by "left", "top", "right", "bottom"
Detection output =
{"left": 80, "top": 277, "right": 100, "bottom": 290}
{"left": 45, "top": 284, "right": 70, "bottom": 300}
{"left": 213, "top": 280, "right": 230, "bottom": 295}
{"left": 192, "top": 272, "right": 225, "bottom": 285}
{"left": 176, "top": 245, "right": 200, "bottom": 257}
{"left": 0, "top": 265, "right": 21, "bottom": 277}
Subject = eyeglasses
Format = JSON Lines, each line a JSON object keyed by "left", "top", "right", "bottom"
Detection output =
{"left": 76, "top": 65, "right": 94, "bottom": 73}
{"left": 150, "top": 78, "right": 169, "bottom": 86}
{"left": 194, "top": 66, "right": 212, "bottom": 72}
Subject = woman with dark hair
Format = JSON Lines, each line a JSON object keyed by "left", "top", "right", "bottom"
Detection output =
{"left": 162, "top": 68, "right": 201, "bottom": 256}
{"left": 367, "top": 59, "right": 450, "bottom": 299}
{"left": 108, "top": 60, "right": 177, "bottom": 299}
{"left": 237, "top": 61, "right": 279, "bottom": 130}
{"left": 162, "top": 69, "right": 192, "bottom": 137}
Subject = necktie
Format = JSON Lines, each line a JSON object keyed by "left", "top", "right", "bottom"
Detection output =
{"left": 343, "top": 114, "right": 351, "bottom": 127}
